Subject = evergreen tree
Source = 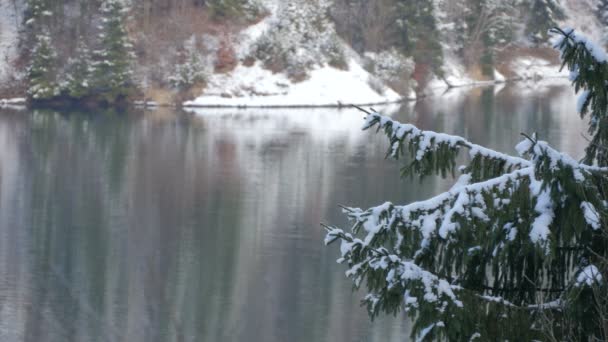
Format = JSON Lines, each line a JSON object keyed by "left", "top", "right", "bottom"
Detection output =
{"left": 324, "top": 28, "right": 608, "bottom": 341}
{"left": 24, "top": 0, "right": 57, "bottom": 102}
{"left": 526, "top": 0, "right": 566, "bottom": 43}
{"left": 24, "top": 0, "right": 52, "bottom": 30}
{"left": 470, "top": 0, "right": 519, "bottom": 76}
{"left": 92, "top": 0, "right": 136, "bottom": 104}
{"left": 169, "top": 37, "right": 208, "bottom": 90}
{"left": 62, "top": 39, "right": 93, "bottom": 99}
{"left": 27, "top": 33, "right": 59, "bottom": 101}
{"left": 207, "top": 0, "right": 263, "bottom": 20}
{"left": 207, "top": 0, "right": 243, "bottom": 18}
{"left": 392, "top": 0, "right": 443, "bottom": 77}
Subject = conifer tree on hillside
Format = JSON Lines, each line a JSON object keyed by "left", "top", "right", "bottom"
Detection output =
{"left": 27, "top": 33, "right": 59, "bottom": 101}
{"left": 23, "top": 0, "right": 52, "bottom": 32}
{"left": 207, "top": 0, "right": 243, "bottom": 18}
{"left": 207, "top": 0, "right": 264, "bottom": 20}
{"left": 62, "top": 39, "right": 93, "bottom": 99}
{"left": 24, "top": 0, "right": 59, "bottom": 102}
{"left": 526, "top": 0, "right": 566, "bottom": 43}
{"left": 465, "top": 0, "right": 519, "bottom": 76}
{"left": 392, "top": 0, "right": 443, "bottom": 77}
{"left": 169, "top": 37, "right": 208, "bottom": 90}
{"left": 324, "top": 28, "right": 608, "bottom": 341}
{"left": 92, "top": 0, "right": 136, "bottom": 104}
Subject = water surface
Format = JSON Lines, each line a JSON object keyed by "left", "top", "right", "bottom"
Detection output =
{"left": 0, "top": 82, "right": 588, "bottom": 342}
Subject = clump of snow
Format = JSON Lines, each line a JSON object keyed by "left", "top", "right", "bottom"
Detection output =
{"left": 576, "top": 265, "right": 603, "bottom": 286}
{"left": 581, "top": 201, "right": 601, "bottom": 230}
{"left": 529, "top": 188, "right": 554, "bottom": 244}
{"left": 493, "top": 69, "right": 506, "bottom": 82}
{"left": 183, "top": 60, "right": 401, "bottom": 107}
{"left": 577, "top": 90, "right": 591, "bottom": 114}
{"left": 554, "top": 27, "right": 608, "bottom": 64}
{"left": 442, "top": 57, "right": 475, "bottom": 87}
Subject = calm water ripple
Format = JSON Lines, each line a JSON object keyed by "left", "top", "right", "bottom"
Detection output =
{"left": 0, "top": 83, "right": 587, "bottom": 342}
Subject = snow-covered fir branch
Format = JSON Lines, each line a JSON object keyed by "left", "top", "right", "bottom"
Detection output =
{"left": 361, "top": 110, "right": 530, "bottom": 181}
{"left": 327, "top": 29, "right": 608, "bottom": 338}
{"left": 551, "top": 27, "right": 608, "bottom": 166}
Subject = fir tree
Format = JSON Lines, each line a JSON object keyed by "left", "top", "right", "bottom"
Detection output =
{"left": 324, "top": 28, "right": 608, "bottom": 341}
{"left": 207, "top": 0, "right": 243, "bottom": 18}
{"left": 27, "top": 33, "right": 59, "bottom": 101}
{"left": 207, "top": 0, "right": 263, "bottom": 20}
{"left": 92, "top": 0, "right": 135, "bottom": 104}
{"left": 392, "top": 0, "right": 444, "bottom": 76}
{"left": 24, "top": 0, "right": 52, "bottom": 30}
{"left": 62, "top": 39, "right": 93, "bottom": 99}
{"left": 526, "top": 0, "right": 566, "bottom": 43}
{"left": 169, "top": 38, "right": 207, "bottom": 90}
{"left": 469, "top": 0, "right": 519, "bottom": 76}
{"left": 23, "top": 0, "right": 56, "bottom": 102}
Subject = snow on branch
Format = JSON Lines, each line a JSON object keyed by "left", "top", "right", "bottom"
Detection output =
{"left": 516, "top": 136, "right": 608, "bottom": 178}
{"left": 550, "top": 27, "right": 608, "bottom": 166}
{"left": 356, "top": 107, "right": 530, "bottom": 181}
{"left": 551, "top": 27, "right": 608, "bottom": 65}
{"left": 323, "top": 225, "right": 463, "bottom": 317}
{"left": 324, "top": 109, "right": 608, "bottom": 324}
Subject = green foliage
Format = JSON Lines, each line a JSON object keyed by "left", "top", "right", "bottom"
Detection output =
{"left": 169, "top": 39, "right": 208, "bottom": 90}
{"left": 392, "top": 0, "right": 444, "bottom": 76}
{"left": 91, "top": 0, "right": 136, "bottom": 104}
{"left": 207, "top": 0, "right": 264, "bottom": 20}
{"left": 553, "top": 27, "right": 608, "bottom": 167}
{"left": 27, "top": 33, "right": 59, "bottom": 100}
{"left": 24, "top": 0, "right": 136, "bottom": 105}
{"left": 462, "top": 0, "right": 519, "bottom": 75}
{"left": 526, "top": 0, "right": 566, "bottom": 43}
{"left": 208, "top": 0, "right": 243, "bottom": 18}
{"left": 62, "top": 39, "right": 93, "bottom": 99}
{"left": 24, "top": 0, "right": 52, "bottom": 29}
{"left": 325, "top": 29, "right": 608, "bottom": 341}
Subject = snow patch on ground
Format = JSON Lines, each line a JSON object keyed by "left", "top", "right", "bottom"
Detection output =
{"left": 442, "top": 57, "right": 475, "bottom": 87}
{"left": 0, "top": 1, "right": 21, "bottom": 83}
{"left": 510, "top": 57, "right": 568, "bottom": 80}
{"left": 184, "top": 60, "right": 401, "bottom": 107}
{"left": 186, "top": 0, "right": 403, "bottom": 108}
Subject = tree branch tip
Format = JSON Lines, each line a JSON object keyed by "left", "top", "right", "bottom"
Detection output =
{"left": 351, "top": 104, "right": 372, "bottom": 115}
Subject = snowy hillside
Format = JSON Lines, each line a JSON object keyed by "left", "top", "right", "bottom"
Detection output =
{"left": 1, "top": 0, "right": 605, "bottom": 106}
{"left": 185, "top": 0, "right": 405, "bottom": 107}
{"left": 183, "top": 60, "right": 403, "bottom": 107}
{"left": 185, "top": 0, "right": 600, "bottom": 107}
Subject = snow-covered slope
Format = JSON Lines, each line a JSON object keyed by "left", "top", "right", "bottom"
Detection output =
{"left": 183, "top": 60, "right": 401, "bottom": 107}
{"left": 185, "top": 0, "right": 403, "bottom": 108}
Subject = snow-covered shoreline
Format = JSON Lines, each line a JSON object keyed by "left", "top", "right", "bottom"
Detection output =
{"left": 0, "top": 76, "right": 571, "bottom": 111}
{"left": 181, "top": 75, "right": 569, "bottom": 109}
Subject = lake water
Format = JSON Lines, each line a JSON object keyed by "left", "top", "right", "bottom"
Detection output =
{"left": 0, "top": 82, "right": 588, "bottom": 342}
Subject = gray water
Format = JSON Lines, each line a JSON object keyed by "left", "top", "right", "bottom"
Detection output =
{"left": 0, "top": 83, "right": 588, "bottom": 342}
